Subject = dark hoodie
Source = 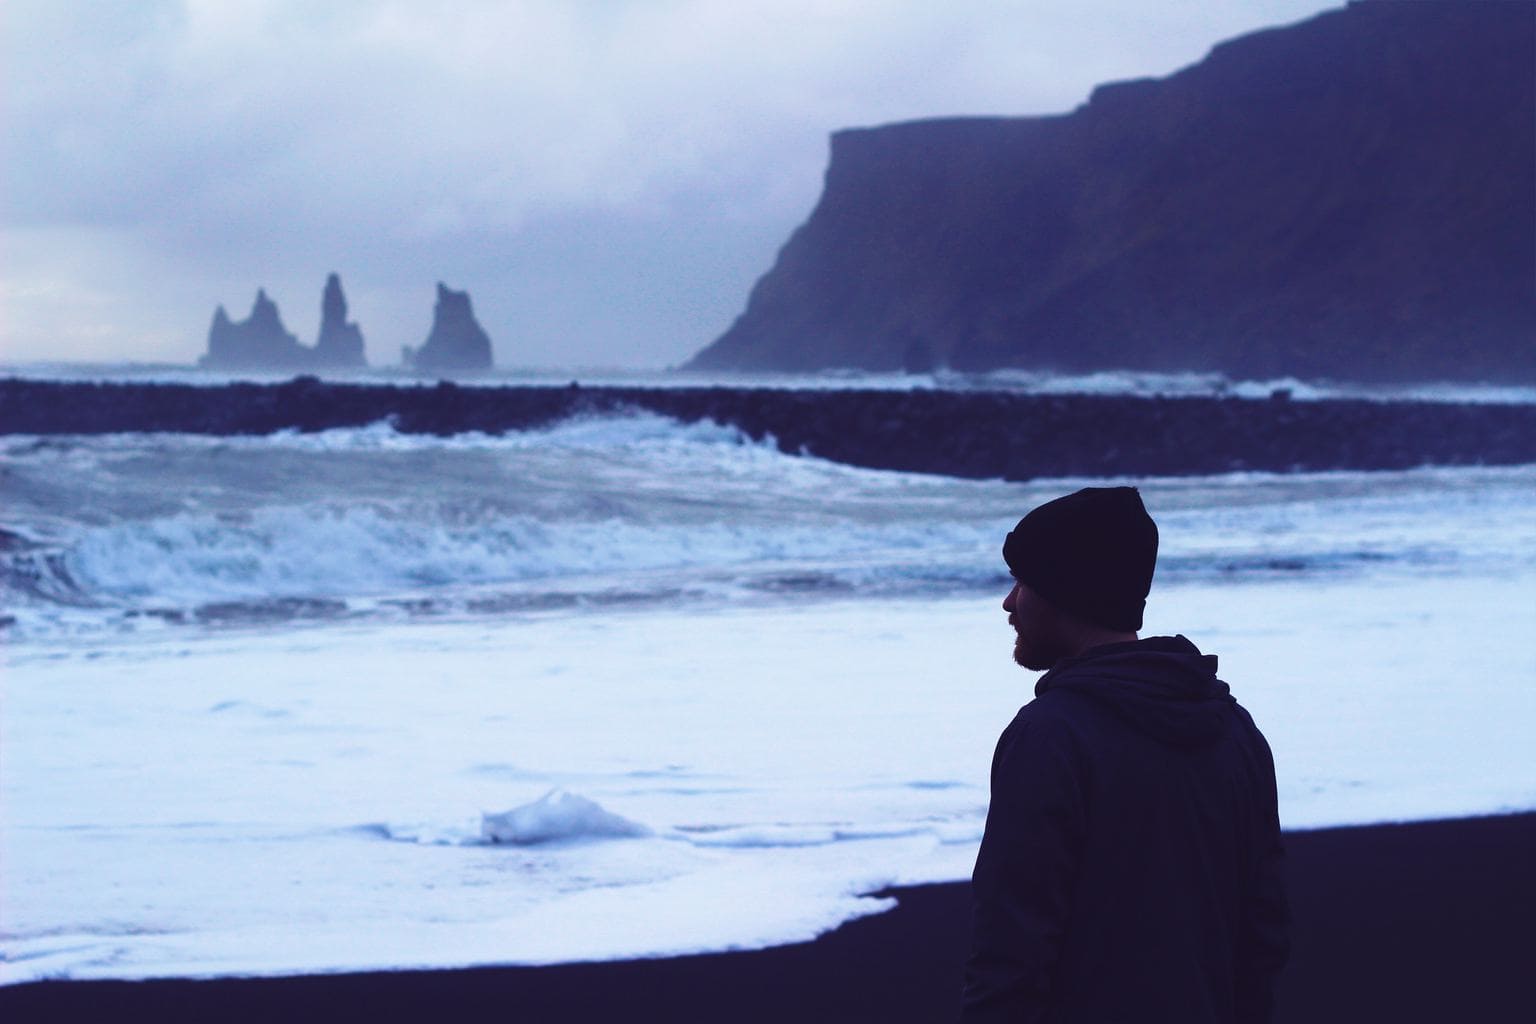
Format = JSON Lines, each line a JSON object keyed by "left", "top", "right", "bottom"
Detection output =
{"left": 962, "top": 636, "right": 1288, "bottom": 1024}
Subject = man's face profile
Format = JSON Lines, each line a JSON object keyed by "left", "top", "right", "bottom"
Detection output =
{"left": 1003, "top": 580, "right": 1071, "bottom": 671}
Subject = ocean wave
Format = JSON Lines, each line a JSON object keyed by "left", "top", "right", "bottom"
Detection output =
{"left": 19, "top": 499, "right": 1481, "bottom": 632}
{"left": 2, "top": 419, "right": 1532, "bottom": 638}
{"left": 41, "top": 503, "right": 994, "bottom": 606}
{"left": 0, "top": 409, "right": 759, "bottom": 458}
{"left": 0, "top": 546, "right": 99, "bottom": 608}
{"left": 0, "top": 411, "right": 1016, "bottom": 627}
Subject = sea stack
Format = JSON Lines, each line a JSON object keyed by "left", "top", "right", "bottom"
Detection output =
{"left": 200, "top": 277, "right": 371, "bottom": 370}
{"left": 411, "top": 283, "right": 493, "bottom": 372}
{"left": 200, "top": 289, "right": 308, "bottom": 369}
{"left": 312, "top": 273, "right": 367, "bottom": 368}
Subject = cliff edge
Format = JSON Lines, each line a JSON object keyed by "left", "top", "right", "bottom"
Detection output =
{"left": 686, "top": 1, "right": 1535, "bottom": 382}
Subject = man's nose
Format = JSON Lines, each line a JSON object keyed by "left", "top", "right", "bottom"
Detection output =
{"left": 1003, "top": 584, "right": 1016, "bottom": 612}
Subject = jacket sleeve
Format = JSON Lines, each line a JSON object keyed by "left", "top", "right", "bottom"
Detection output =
{"left": 1235, "top": 734, "right": 1290, "bottom": 1024}
{"left": 961, "top": 712, "right": 1085, "bottom": 1023}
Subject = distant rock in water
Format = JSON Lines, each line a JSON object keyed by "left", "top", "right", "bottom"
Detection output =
{"left": 200, "top": 289, "right": 309, "bottom": 370}
{"left": 410, "top": 283, "right": 493, "bottom": 373}
{"left": 312, "top": 273, "right": 367, "bottom": 368}
{"left": 200, "top": 275, "right": 369, "bottom": 371}
{"left": 687, "top": 1, "right": 1536, "bottom": 383}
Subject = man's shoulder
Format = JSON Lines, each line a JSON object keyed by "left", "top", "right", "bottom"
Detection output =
{"left": 1004, "top": 687, "right": 1102, "bottom": 737}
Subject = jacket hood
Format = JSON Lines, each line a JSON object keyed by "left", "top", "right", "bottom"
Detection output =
{"left": 1035, "top": 635, "right": 1233, "bottom": 747}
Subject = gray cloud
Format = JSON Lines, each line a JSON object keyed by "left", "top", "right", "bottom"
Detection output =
{"left": 3, "top": 0, "right": 1332, "bottom": 368}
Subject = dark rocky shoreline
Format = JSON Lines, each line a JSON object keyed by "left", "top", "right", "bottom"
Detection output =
{"left": 3, "top": 377, "right": 1534, "bottom": 480}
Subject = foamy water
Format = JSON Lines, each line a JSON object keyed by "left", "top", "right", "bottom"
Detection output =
{"left": 4, "top": 416, "right": 1531, "bottom": 638}
{"left": 3, "top": 410, "right": 1535, "bottom": 983}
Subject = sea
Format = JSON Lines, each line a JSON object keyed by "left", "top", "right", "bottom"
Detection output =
{"left": 3, "top": 364, "right": 1535, "bottom": 984}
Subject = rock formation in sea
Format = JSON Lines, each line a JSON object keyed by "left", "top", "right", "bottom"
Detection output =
{"left": 312, "top": 273, "right": 367, "bottom": 368}
{"left": 686, "top": 1, "right": 1536, "bottom": 382}
{"left": 200, "top": 289, "right": 309, "bottom": 370}
{"left": 200, "top": 275, "right": 369, "bottom": 370}
{"left": 409, "top": 283, "right": 493, "bottom": 372}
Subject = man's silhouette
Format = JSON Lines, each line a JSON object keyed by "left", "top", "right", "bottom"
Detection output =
{"left": 962, "top": 487, "right": 1288, "bottom": 1023}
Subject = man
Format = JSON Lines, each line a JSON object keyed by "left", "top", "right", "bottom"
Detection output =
{"left": 962, "top": 486, "right": 1288, "bottom": 1023}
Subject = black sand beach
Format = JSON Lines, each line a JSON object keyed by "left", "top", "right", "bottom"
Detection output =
{"left": 4, "top": 812, "right": 1532, "bottom": 1023}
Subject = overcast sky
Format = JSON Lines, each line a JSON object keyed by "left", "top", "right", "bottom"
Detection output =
{"left": 4, "top": 0, "right": 1332, "bottom": 370}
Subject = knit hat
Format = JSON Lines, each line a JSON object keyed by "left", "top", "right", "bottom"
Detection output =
{"left": 1002, "top": 486, "right": 1159, "bottom": 631}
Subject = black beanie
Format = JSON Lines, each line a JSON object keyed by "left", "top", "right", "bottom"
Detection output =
{"left": 1002, "top": 486, "right": 1159, "bottom": 631}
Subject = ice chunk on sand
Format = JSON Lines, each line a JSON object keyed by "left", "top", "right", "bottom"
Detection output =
{"left": 480, "top": 790, "right": 649, "bottom": 845}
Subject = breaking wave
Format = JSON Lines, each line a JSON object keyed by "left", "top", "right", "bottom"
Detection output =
{"left": 3, "top": 413, "right": 1533, "bottom": 638}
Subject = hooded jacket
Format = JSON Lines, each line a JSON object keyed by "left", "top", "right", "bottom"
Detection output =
{"left": 962, "top": 636, "right": 1288, "bottom": 1024}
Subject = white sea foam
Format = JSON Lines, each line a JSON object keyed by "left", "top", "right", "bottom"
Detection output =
{"left": 50, "top": 503, "right": 996, "bottom": 606}
{"left": 0, "top": 409, "right": 758, "bottom": 458}
{"left": 3, "top": 417, "right": 1534, "bottom": 639}
{"left": 4, "top": 573, "right": 1534, "bottom": 983}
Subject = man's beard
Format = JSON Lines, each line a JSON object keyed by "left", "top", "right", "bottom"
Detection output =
{"left": 1011, "top": 626, "right": 1063, "bottom": 672}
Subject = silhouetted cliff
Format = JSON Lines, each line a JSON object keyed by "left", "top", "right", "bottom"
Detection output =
{"left": 688, "top": 1, "right": 1535, "bottom": 382}
{"left": 408, "top": 283, "right": 493, "bottom": 372}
